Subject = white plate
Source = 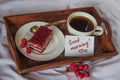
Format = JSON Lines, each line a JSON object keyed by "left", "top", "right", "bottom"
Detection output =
{"left": 15, "top": 21, "right": 65, "bottom": 61}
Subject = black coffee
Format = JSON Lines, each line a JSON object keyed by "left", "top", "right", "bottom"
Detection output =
{"left": 70, "top": 16, "right": 94, "bottom": 32}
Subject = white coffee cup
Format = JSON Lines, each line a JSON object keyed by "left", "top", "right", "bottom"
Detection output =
{"left": 67, "top": 12, "right": 104, "bottom": 36}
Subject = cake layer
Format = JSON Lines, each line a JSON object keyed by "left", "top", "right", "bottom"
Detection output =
{"left": 28, "top": 26, "right": 53, "bottom": 53}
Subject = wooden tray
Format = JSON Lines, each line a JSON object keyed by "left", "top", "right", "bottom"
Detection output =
{"left": 3, "top": 7, "right": 117, "bottom": 74}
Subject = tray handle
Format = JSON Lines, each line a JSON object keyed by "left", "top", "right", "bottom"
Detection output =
{"left": 100, "top": 18, "right": 116, "bottom": 52}
{"left": 100, "top": 18, "right": 112, "bottom": 40}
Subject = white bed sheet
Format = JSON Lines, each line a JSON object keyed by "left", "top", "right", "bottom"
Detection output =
{"left": 0, "top": 0, "right": 120, "bottom": 80}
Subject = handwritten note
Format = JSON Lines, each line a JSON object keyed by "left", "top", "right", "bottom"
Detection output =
{"left": 65, "top": 35, "right": 94, "bottom": 57}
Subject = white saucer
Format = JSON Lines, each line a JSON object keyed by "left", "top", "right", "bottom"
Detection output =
{"left": 15, "top": 21, "right": 65, "bottom": 61}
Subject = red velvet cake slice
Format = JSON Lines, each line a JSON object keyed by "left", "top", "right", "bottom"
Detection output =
{"left": 28, "top": 26, "right": 53, "bottom": 53}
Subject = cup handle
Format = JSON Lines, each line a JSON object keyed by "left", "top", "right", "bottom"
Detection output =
{"left": 92, "top": 26, "right": 104, "bottom": 36}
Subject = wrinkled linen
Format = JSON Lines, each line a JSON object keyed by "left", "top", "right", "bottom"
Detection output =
{"left": 0, "top": 0, "right": 120, "bottom": 80}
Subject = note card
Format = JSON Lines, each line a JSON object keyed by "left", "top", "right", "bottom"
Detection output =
{"left": 65, "top": 35, "right": 94, "bottom": 57}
